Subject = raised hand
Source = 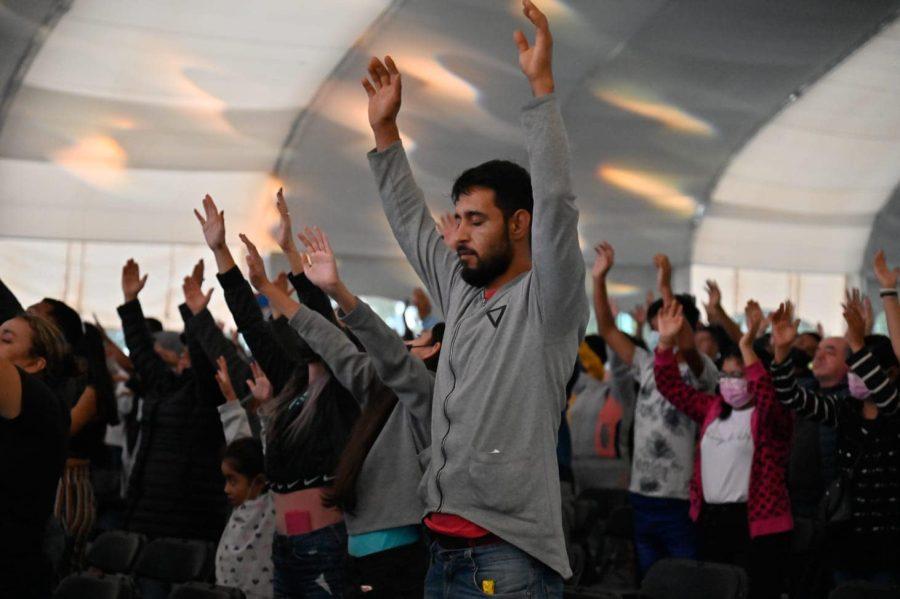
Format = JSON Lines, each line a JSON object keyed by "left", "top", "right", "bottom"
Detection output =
{"left": 513, "top": 0, "right": 554, "bottom": 97}
{"left": 874, "top": 250, "right": 899, "bottom": 289}
{"left": 274, "top": 187, "right": 298, "bottom": 254}
{"left": 704, "top": 279, "right": 723, "bottom": 316}
{"left": 246, "top": 361, "right": 273, "bottom": 406}
{"left": 194, "top": 194, "right": 227, "bottom": 251}
{"left": 656, "top": 301, "right": 684, "bottom": 350}
{"left": 843, "top": 298, "right": 866, "bottom": 353}
{"left": 653, "top": 254, "right": 673, "bottom": 302}
{"left": 630, "top": 303, "right": 647, "bottom": 329}
{"left": 297, "top": 226, "right": 340, "bottom": 294}
{"left": 741, "top": 300, "right": 763, "bottom": 349}
{"left": 122, "top": 258, "right": 148, "bottom": 302}
{"left": 361, "top": 56, "right": 402, "bottom": 150}
{"left": 214, "top": 356, "right": 238, "bottom": 403}
{"left": 182, "top": 271, "right": 214, "bottom": 316}
{"left": 436, "top": 212, "right": 460, "bottom": 250}
{"left": 592, "top": 242, "right": 615, "bottom": 280}
{"left": 239, "top": 233, "right": 271, "bottom": 291}
{"left": 770, "top": 301, "right": 799, "bottom": 362}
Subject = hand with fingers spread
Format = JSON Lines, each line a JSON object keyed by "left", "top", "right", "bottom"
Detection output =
{"left": 239, "top": 234, "right": 271, "bottom": 291}
{"left": 182, "top": 260, "right": 215, "bottom": 315}
{"left": 741, "top": 300, "right": 764, "bottom": 350}
{"left": 592, "top": 242, "right": 615, "bottom": 280}
{"left": 361, "top": 55, "right": 402, "bottom": 151}
{"left": 122, "top": 259, "right": 148, "bottom": 302}
{"left": 214, "top": 356, "right": 239, "bottom": 403}
{"left": 246, "top": 361, "right": 273, "bottom": 406}
{"left": 656, "top": 301, "right": 684, "bottom": 350}
{"left": 436, "top": 212, "right": 460, "bottom": 251}
{"left": 297, "top": 226, "right": 341, "bottom": 294}
{"left": 843, "top": 299, "right": 867, "bottom": 353}
{"left": 704, "top": 279, "right": 723, "bottom": 318}
{"left": 194, "top": 194, "right": 227, "bottom": 251}
{"left": 771, "top": 301, "right": 800, "bottom": 363}
{"left": 874, "top": 250, "right": 899, "bottom": 289}
{"left": 653, "top": 254, "right": 673, "bottom": 303}
{"left": 631, "top": 304, "right": 647, "bottom": 330}
{"left": 513, "top": 0, "right": 554, "bottom": 97}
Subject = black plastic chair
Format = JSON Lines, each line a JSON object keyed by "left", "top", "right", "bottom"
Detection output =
{"left": 87, "top": 530, "right": 147, "bottom": 574}
{"left": 54, "top": 573, "right": 137, "bottom": 599}
{"left": 641, "top": 558, "right": 749, "bottom": 599}
{"left": 133, "top": 537, "right": 211, "bottom": 583}
{"left": 829, "top": 581, "right": 900, "bottom": 599}
{"left": 169, "top": 581, "right": 247, "bottom": 598}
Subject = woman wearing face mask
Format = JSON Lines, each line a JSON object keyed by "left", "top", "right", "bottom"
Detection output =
{"left": 654, "top": 300, "right": 794, "bottom": 599}
{"left": 770, "top": 293, "right": 900, "bottom": 585}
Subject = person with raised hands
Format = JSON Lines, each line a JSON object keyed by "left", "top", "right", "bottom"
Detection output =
{"left": 362, "top": 1, "right": 587, "bottom": 593}
{"left": 592, "top": 241, "right": 718, "bottom": 576}
{"left": 874, "top": 250, "right": 900, "bottom": 362}
{"left": 241, "top": 227, "right": 443, "bottom": 599}
{"left": 770, "top": 296, "right": 900, "bottom": 584}
{"left": 115, "top": 258, "right": 228, "bottom": 544}
{"left": 654, "top": 300, "right": 793, "bottom": 599}
{"left": 195, "top": 195, "right": 360, "bottom": 598}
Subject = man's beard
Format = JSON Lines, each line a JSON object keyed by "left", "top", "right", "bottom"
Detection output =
{"left": 459, "top": 233, "right": 513, "bottom": 288}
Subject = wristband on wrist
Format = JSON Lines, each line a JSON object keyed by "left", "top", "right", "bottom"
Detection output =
{"left": 880, "top": 288, "right": 898, "bottom": 298}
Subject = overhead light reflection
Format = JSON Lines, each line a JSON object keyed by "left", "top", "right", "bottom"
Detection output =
{"left": 401, "top": 56, "right": 479, "bottom": 103}
{"left": 595, "top": 88, "right": 715, "bottom": 137}
{"left": 608, "top": 282, "right": 640, "bottom": 295}
{"left": 598, "top": 165, "right": 697, "bottom": 217}
{"left": 53, "top": 134, "right": 127, "bottom": 190}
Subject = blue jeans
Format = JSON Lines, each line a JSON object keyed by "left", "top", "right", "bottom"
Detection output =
{"left": 629, "top": 492, "right": 697, "bottom": 578}
{"left": 424, "top": 540, "right": 563, "bottom": 598}
{"left": 272, "top": 523, "right": 348, "bottom": 598}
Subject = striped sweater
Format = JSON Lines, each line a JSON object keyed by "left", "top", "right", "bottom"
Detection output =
{"left": 771, "top": 350, "right": 900, "bottom": 540}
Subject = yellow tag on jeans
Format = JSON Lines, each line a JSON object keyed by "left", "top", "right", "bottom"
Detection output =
{"left": 482, "top": 579, "right": 495, "bottom": 595}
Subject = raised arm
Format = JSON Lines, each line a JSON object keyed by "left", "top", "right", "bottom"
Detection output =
{"left": 213, "top": 356, "right": 254, "bottom": 443}
{"left": 592, "top": 242, "right": 636, "bottom": 365}
{"left": 179, "top": 302, "right": 226, "bottom": 408}
{"left": 653, "top": 301, "right": 717, "bottom": 423}
{"left": 182, "top": 260, "right": 250, "bottom": 399}
{"left": 704, "top": 280, "right": 742, "bottom": 345}
{"left": 363, "top": 57, "right": 458, "bottom": 314}
{"left": 874, "top": 250, "right": 900, "bottom": 363}
{"left": 0, "top": 277, "right": 24, "bottom": 323}
{"left": 516, "top": 1, "right": 587, "bottom": 334}
{"left": 117, "top": 259, "right": 177, "bottom": 394}
{"left": 770, "top": 301, "right": 840, "bottom": 426}
{"left": 844, "top": 293, "right": 899, "bottom": 416}
{"left": 243, "top": 231, "right": 380, "bottom": 405}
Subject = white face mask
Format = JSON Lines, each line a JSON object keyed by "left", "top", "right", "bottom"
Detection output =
{"left": 646, "top": 330, "right": 660, "bottom": 351}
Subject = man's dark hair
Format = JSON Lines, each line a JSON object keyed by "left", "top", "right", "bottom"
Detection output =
{"left": 799, "top": 331, "right": 822, "bottom": 344}
{"left": 647, "top": 294, "right": 701, "bottom": 331}
{"left": 41, "top": 298, "right": 84, "bottom": 350}
{"left": 144, "top": 318, "right": 164, "bottom": 334}
{"left": 451, "top": 160, "right": 533, "bottom": 219}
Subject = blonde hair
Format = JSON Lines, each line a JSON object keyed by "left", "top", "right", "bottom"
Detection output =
{"left": 17, "top": 313, "right": 69, "bottom": 377}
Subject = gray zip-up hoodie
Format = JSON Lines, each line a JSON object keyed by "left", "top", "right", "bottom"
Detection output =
{"left": 367, "top": 94, "right": 588, "bottom": 578}
{"left": 288, "top": 305, "right": 431, "bottom": 536}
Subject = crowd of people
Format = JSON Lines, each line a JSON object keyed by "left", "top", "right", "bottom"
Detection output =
{"left": 1, "top": 1, "right": 899, "bottom": 598}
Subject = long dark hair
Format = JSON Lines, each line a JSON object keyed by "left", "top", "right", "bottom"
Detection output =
{"left": 82, "top": 324, "right": 119, "bottom": 426}
{"left": 326, "top": 323, "right": 445, "bottom": 513}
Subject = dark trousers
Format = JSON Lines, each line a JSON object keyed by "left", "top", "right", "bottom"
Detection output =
{"left": 699, "top": 503, "right": 789, "bottom": 599}
{"left": 346, "top": 540, "right": 427, "bottom": 598}
{"left": 272, "top": 523, "right": 348, "bottom": 598}
{"left": 629, "top": 492, "right": 697, "bottom": 577}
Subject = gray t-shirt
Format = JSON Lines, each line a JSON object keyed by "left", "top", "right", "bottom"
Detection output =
{"left": 628, "top": 347, "right": 718, "bottom": 500}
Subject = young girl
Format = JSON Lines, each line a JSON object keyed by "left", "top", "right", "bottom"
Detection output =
{"left": 653, "top": 300, "right": 793, "bottom": 599}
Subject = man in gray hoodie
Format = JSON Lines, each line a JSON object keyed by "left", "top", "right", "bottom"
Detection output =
{"left": 362, "top": 0, "right": 588, "bottom": 595}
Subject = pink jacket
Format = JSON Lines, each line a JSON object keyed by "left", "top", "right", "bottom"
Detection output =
{"left": 654, "top": 349, "right": 794, "bottom": 538}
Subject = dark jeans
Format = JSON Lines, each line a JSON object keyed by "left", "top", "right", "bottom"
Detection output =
{"left": 699, "top": 502, "right": 789, "bottom": 599}
{"left": 346, "top": 540, "right": 427, "bottom": 598}
{"left": 424, "top": 539, "right": 563, "bottom": 598}
{"left": 629, "top": 492, "right": 697, "bottom": 577}
{"left": 272, "top": 523, "right": 348, "bottom": 598}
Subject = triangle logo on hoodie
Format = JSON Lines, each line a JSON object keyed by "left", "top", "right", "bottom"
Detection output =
{"left": 486, "top": 305, "right": 506, "bottom": 328}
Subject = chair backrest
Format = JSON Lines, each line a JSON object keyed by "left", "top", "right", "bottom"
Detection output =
{"left": 133, "top": 537, "right": 210, "bottom": 583}
{"left": 605, "top": 505, "right": 634, "bottom": 539}
{"left": 169, "top": 581, "right": 247, "bottom": 599}
{"left": 641, "top": 558, "right": 749, "bottom": 599}
{"left": 789, "top": 517, "right": 816, "bottom": 555}
{"left": 829, "top": 581, "right": 900, "bottom": 599}
{"left": 54, "top": 574, "right": 136, "bottom": 599}
{"left": 87, "top": 530, "right": 147, "bottom": 574}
